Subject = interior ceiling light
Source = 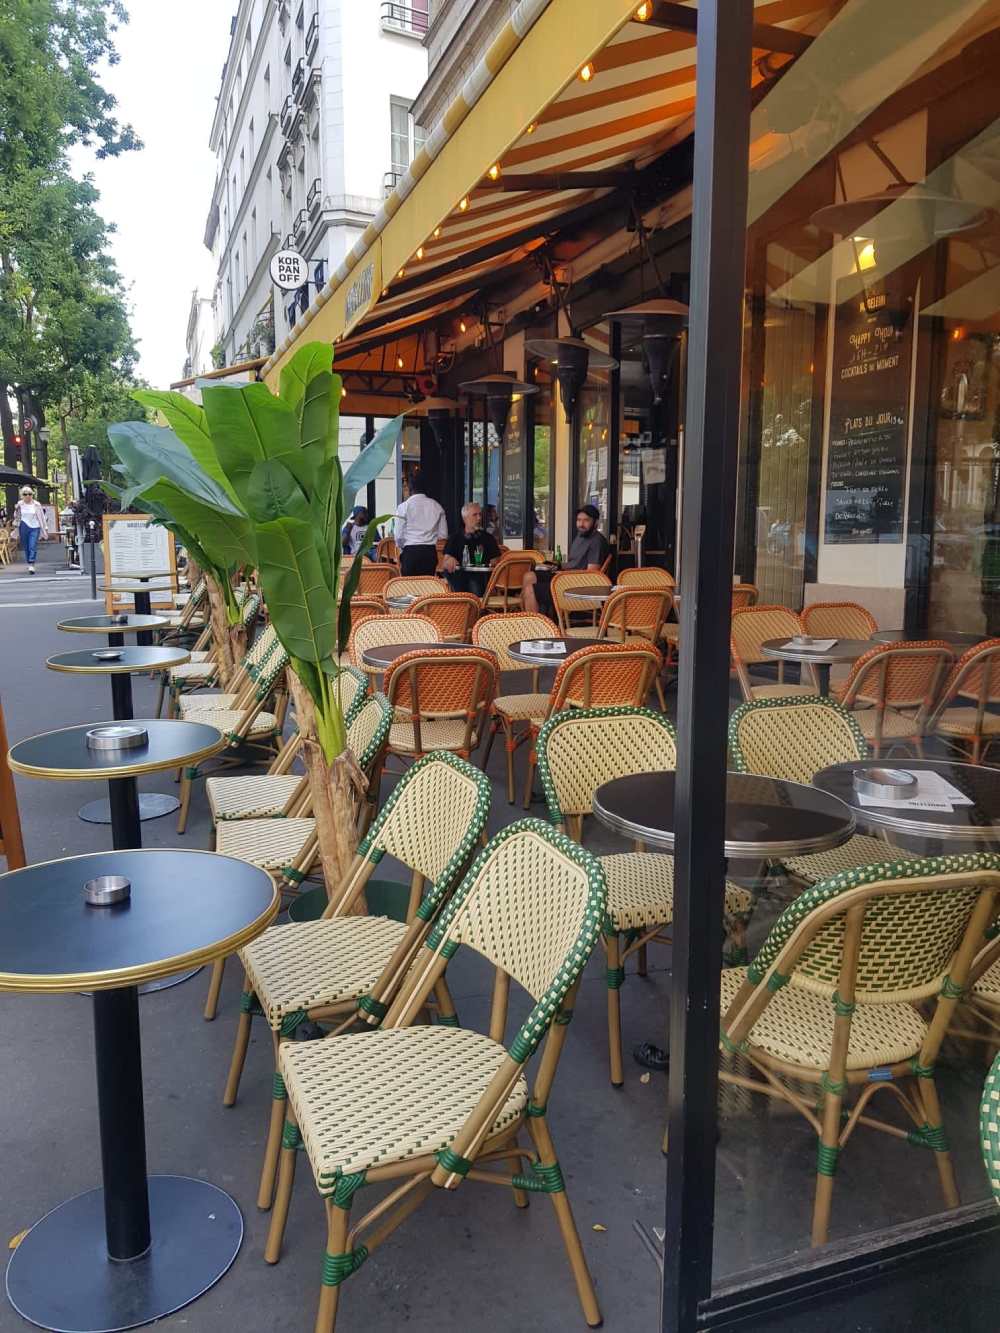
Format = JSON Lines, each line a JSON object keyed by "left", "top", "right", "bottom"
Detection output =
{"left": 459, "top": 319, "right": 468, "bottom": 334}
{"left": 604, "top": 299, "right": 690, "bottom": 406}
{"left": 579, "top": 62, "right": 594, "bottom": 82}
{"left": 524, "top": 336, "right": 619, "bottom": 423}
{"left": 396, "top": 356, "right": 405, "bottom": 369}
{"left": 810, "top": 184, "right": 999, "bottom": 242}
{"left": 526, "top": 121, "right": 537, "bottom": 135}
{"left": 460, "top": 372, "right": 538, "bottom": 438}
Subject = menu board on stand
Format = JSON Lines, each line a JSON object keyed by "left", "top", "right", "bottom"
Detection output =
{"left": 101, "top": 515, "right": 177, "bottom": 614}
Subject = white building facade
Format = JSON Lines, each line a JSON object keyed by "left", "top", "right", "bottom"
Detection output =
{"left": 205, "top": 0, "right": 429, "bottom": 369}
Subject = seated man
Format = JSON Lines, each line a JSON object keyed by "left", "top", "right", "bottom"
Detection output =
{"left": 522, "top": 504, "right": 609, "bottom": 618}
{"left": 441, "top": 501, "right": 501, "bottom": 591}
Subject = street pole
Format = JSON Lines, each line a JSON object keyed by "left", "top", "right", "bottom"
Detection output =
{"left": 88, "top": 520, "right": 98, "bottom": 600}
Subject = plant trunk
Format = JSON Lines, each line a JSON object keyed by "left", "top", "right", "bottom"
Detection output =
{"left": 287, "top": 672, "right": 367, "bottom": 905}
{"left": 204, "top": 575, "right": 236, "bottom": 685}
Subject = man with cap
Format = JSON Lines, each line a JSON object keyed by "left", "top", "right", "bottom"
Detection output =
{"left": 522, "top": 504, "right": 609, "bottom": 616}
{"left": 341, "top": 505, "right": 374, "bottom": 559}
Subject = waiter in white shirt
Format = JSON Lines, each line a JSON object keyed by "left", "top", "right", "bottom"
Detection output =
{"left": 393, "top": 470, "right": 448, "bottom": 575}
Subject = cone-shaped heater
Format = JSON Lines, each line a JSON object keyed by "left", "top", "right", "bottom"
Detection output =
{"left": 604, "top": 300, "right": 689, "bottom": 405}
{"left": 525, "top": 337, "right": 619, "bottom": 423}
{"left": 459, "top": 373, "right": 537, "bottom": 437}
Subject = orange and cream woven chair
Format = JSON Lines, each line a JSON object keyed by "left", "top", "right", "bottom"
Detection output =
{"left": 802, "top": 601, "right": 878, "bottom": 640}
{"left": 478, "top": 551, "right": 541, "bottom": 613}
{"left": 263, "top": 818, "right": 606, "bottom": 1333}
{"left": 374, "top": 536, "right": 399, "bottom": 565}
{"left": 728, "top": 695, "right": 919, "bottom": 885}
{"left": 384, "top": 575, "right": 448, "bottom": 605}
{"left": 730, "top": 583, "right": 759, "bottom": 610}
{"left": 596, "top": 586, "right": 672, "bottom": 709}
{"left": 551, "top": 569, "right": 612, "bottom": 637}
{"left": 522, "top": 642, "right": 662, "bottom": 807}
{"left": 731, "top": 604, "right": 819, "bottom": 702}
{"left": 353, "top": 562, "right": 397, "bottom": 597}
{"left": 473, "top": 612, "right": 557, "bottom": 802}
{"left": 224, "top": 751, "right": 492, "bottom": 1207}
{"left": 383, "top": 647, "right": 498, "bottom": 768}
{"left": 617, "top": 567, "right": 675, "bottom": 590}
{"left": 928, "top": 639, "right": 1000, "bottom": 765}
{"left": 347, "top": 614, "right": 441, "bottom": 679}
{"left": 537, "top": 705, "right": 752, "bottom": 1084}
{"left": 410, "top": 591, "right": 480, "bottom": 642}
{"left": 834, "top": 642, "right": 954, "bottom": 756}
{"left": 720, "top": 852, "right": 1000, "bottom": 1245}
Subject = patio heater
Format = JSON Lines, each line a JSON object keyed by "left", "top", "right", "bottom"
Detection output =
{"left": 604, "top": 298, "right": 689, "bottom": 404}
{"left": 523, "top": 336, "right": 619, "bottom": 423}
{"left": 458, "top": 372, "right": 537, "bottom": 438}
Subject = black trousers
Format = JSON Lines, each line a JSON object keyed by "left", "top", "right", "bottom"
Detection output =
{"left": 399, "top": 544, "right": 438, "bottom": 575}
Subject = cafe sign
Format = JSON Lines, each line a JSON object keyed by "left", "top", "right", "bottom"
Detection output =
{"left": 269, "top": 249, "right": 310, "bottom": 291}
{"left": 341, "top": 238, "right": 383, "bottom": 336}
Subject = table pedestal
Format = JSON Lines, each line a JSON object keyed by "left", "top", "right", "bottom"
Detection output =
{"left": 133, "top": 591, "right": 153, "bottom": 646}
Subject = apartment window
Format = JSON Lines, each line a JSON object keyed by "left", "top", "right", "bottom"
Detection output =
{"left": 242, "top": 233, "right": 248, "bottom": 291}
{"left": 226, "top": 274, "right": 233, "bottom": 324}
{"left": 390, "top": 97, "right": 411, "bottom": 176}
{"left": 232, "top": 173, "right": 237, "bottom": 210}
{"left": 250, "top": 208, "right": 257, "bottom": 265}
{"left": 244, "top": 28, "right": 252, "bottom": 76}
{"left": 249, "top": 118, "right": 255, "bottom": 164}
{"left": 239, "top": 149, "right": 245, "bottom": 193}
{"left": 234, "top": 254, "right": 241, "bottom": 306}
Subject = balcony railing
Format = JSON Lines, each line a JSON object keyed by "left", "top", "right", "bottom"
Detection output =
{"left": 280, "top": 94, "right": 295, "bottom": 135}
{"left": 293, "top": 208, "right": 309, "bottom": 242}
{"left": 306, "top": 177, "right": 322, "bottom": 214}
{"left": 383, "top": 169, "right": 402, "bottom": 198}
{"left": 305, "top": 10, "right": 319, "bottom": 58}
{"left": 380, "top": 2, "right": 428, "bottom": 36}
{"left": 291, "top": 56, "right": 306, "bottom": 99}
{"left": 282, "top": 233, "right": 295, "bottom": 250}
{"left": 302, "top": 64, "right": 321, "bottom": 108}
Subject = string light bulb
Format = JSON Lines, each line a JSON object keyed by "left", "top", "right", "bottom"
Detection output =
{"left": 433, "top": 226, "right": 441, "bottom": 237}
{"left": 458, "top": 195, "right": 469, "bottom": 211}
{"left": 397, "top": 267, "right": 405, "bottom": 279}
{"left": 415, "top": 246, "right": 424, "bottom": 260}
{"left": 635, "top": 1, "right": 651, "bottom": 19}
{"left": 396, "top": 355, "right": 405, "bottom": 370}
{"left": 579, "top": 62, "right": 594, "bottom": 82}
{"left": 526, "top": 121, "right": 537, "bottom": 135}
{"left": 459, "top": 319, "right": 467, "bottom": 334}
{"left": 488, "top": 163, "right": 501, "bottom": 181}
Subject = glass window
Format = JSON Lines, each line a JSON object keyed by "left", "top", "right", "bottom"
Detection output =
{"left": 390, "top": 98, "right": 411, "bottom": 177}
{"left": 576, "top": 386, "right": 610, "bottom": 531}
{"left": 532, "top": 380, "right": 553, "bottom": 553}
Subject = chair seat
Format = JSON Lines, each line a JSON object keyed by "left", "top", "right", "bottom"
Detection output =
{"left": 389, "top": 718, "right": 479, "bottom": 753}
{"left": 493, "top": 693, "right": 549, "bottom": 722}
{"left": 159, "top": 612, "right": 206, "bottom": 628}
{"left": 169, "top": 661, "right": 218, "bottom": 683}
{"left": 207, "top": 773, "right": 304, "bottom": 821}
{"left": 784, "top": 834, "right": 920, "bottom": 883}
{"left": 749, "top": 684, "right": 818, "bottom": 700}
{"left": 599, "top": 853, "right": 751, "bottom": 932}
{"left": 936, "top": 708, "right": 1000, "bottom": 737}
{"left": 240, "top": 916, "right": 411, "bottom": 1028}
{"left": 215, "top": 817, "right": 315, "bottom": 871}
{"left": 972, "top": 955, "right": 1000, "bottom": 1001}
{"left": 280, "top": 1025, "right": 528, "bottom": 1188}
{"left": 719, "top": 967, "right": 927, "bottom": 1071}
{"left": 186, "top": 708, "right": 278, "bottom": 741}
{"left": 484, "top": 595, "right": 523, "bottom": 610}
{"left": 179, "top": 691, "right": 238, "bottom": 714}
{"left": 850, "top": 708, "right": 921, "bottom": 740}
{"left": 189, "top": 650, "right": 211, "bottom": 663}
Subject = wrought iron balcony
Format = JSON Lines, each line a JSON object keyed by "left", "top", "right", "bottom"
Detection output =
{"left": 305, "top": 10, "right": 319, "bottom": 58}
{"left": 291, "top": 56, "right": 306, "bottom": 99}
{"left": 279, "top": 94, "right": 295, "bottom": 135}
{"left": 306, "top": 177, "right": 322, "bottom": 214}
{"left": 293, "top": 208, "right": 309, "bottom": 242}
{"left": 380, "top": 2, "right": 428, "bottom": 36}
{"left": 282, "top": 233, "right": 295, "bottom": 251}
{"left": 301, "top": 64, "right": 321, "bottom": 108}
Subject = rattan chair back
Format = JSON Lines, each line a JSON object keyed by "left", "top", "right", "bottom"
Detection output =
{"left": 375, "top": 536, "right": 399, "bottom": 565}
{"left": 347, "top": 596, "right": 386, "bottom": 625}
{"left": 536, "top": 705, "right": 676, "bottom": 827}
{"left": 840, "top": 641, "right": 954, "bottom": 713}
{"left": 728, "top": 696, "right": 868, "bottom": 786}
{"left": 480, "top": 552, "right": 541, "bottom": 611}
{"left": 472, "top": 611, "right": 559, "bottom": 672}
{"left": 599, "top": 587, "right": 672, "bottom": 642}
{"left": 410, "top": 592, "right": 480, "bottom": 642}
{"left": 730, "top": 604, "right": 805, "bottom": 667}
{"left": 617, "top": 567, "right": 675, "bottom": 589}
{"left": 384, "top": 576, "right": 448, "bottom": 603}
{"left": 335, "top": 665, "right": 368, "bottom": 724}
{"left": 550, "top": 570, "right": 612, "bottom": 634}
{"left": 550, "top": 642, "right": 660, "bottom": 711}
{"left": 731, "top": 584, "right": 759, "bottom": 610}
{"left": 384, "top": 648, "right": 498, "bottom": 758}
{"left": 348, "top": 614, "right": 441, "bottom": 670}
{"left": 982, "top": 1051, "right": 1000, "bottom": 1205}
{"left": 355, "top": 563, "right": 397, "bottom": 597}
{"left": 928, "top": 640, "right": 1000, "bottom": 761}
{"left": 345, "top": 692, "right": 393, "bottom": 772}
{"left": 802, "top": 601, "right": 878, "bottom": 640}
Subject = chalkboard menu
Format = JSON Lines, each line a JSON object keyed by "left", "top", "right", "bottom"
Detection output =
{"left": 501, "top": 408, "right": 525, "bottom": 540}
{"left": 824, "top": 277, "right": 914, "bottom": 544}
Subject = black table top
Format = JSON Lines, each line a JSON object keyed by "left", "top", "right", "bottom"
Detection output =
{"left": 57, "top": 614, "right": 168, "bottom": 635}
{"left": 813, "top": 759, "right": 1000, "bottom": 843}
{"left": 870, "top": 629, "right": 985, "bottom": 648}
{"left": 563, "top": 584, "right": 613, "bottom": 601}
{"left": 508, "top": 637, "right": 605, "bottom": 664}
{"left": 8, "top": 719, "right": 224, "bottom": 781}
{"left": 593, "top": 770, "right": 855, "bottom": 858}
{"left": 760, "top": 637, "right": 872, "bottom": 666}
{"left": 0, "top": 849, "right": 278, "bottom": 993}
{"left": 361, "top": 641, "right": 475, "bottom": 668}
{"left": 46, "top": 647, "right": 190, "bottom": 675}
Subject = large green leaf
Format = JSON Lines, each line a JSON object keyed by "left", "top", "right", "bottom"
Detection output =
{"left": 131, "top": 390, "right": 240, "bottom": 505}
{"left": 254, "top": 516, "right": 336, "bottom": 665}
{"left": 246, "top": 459, "right": 309, "bottom": 525}
{"left": 140, "top": 479, "right": 255, "bottom": 570}
{"left": 342, "top": 413, "right": 405, "bottom": 499}
{"left": 202, "top": 382, "right": 313, "bottom": 504}
{"left": 107, "top": 421, "right": 244, "bottom": 516}
{"left": 278, "top": 343, "right": 334, "bottom": 417}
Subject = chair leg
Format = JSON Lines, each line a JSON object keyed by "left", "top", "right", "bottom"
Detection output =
{"left": 917, "top": 1075, "right": 960, "bottom": 1210}
{"left": 654, "top": 675, "right": 667, "bottom": 711}
{"left": 258, "top": 1034, "right": 287, "bottom": 1211}
{"left": 177, "top": 770, "right": 193, "bottom": 834}
{"left": 522, "top": 744, "right": 537, "bottom": 809}
{"left": 433, "top": 977, "right": 459, "bottom": 1027}
{"left": 204, "top": 957, "right": 226, "bottom": 1020}
{"left": 264, "top": 1105, "right": 300, "bottom": 1264}
{"left": 606, "top": 931, "right": 625, "bottom": 1087}
{"left": 223, "top": 985, "right": 254, "bottom": 1106}
{"left": 502, "top": 720, "right": 516, "bottom": 805}
{"left": 526, "top": 1113, "right": 602, "bottom": 1328}
{"left": 155, "top": 675, "right": 166, "bottom": 718}
{"left": 481, "top": 718, "right": 498, "bottom": 770}
{"left": 810, "top": 1078, "right": 845, "bottom": 1246}
{"left": 314, "top": 1197, "right": 352, "bottom": 1333}
{"left": 636, "top": 943, "right": 648, "bottom": 978}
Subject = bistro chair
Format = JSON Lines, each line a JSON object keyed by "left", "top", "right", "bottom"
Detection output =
{"left": 730, "top": 583, "right": 759, "bottom": 610}
{"left": 479, "top": 551, "right": 541, "bottom": 613}
{"left": 170, "top": 609, "right": 273, "bottom": 716}
{"left": 522, "top": 643, "right": 662, "bottom": 807}
{"left": 835, "top": 642, "right": 954, "bottom": 756}
{"left": 156, "top": 578, "right": 209, "bottom": 641}
{"left": 551, "top": 569, "right": 612, "bottom": 636}
{"left": 0, "top": 694, "right": 26, "bottom": 871}
{"left": 354, "top": 563, "right": 397, "bottom": 597}
{"left": 224, "top": 751, "right": 491, "bottom": 1208}
{"left": 384, "top": 575, "right": 448, "bottom": 605}
{"left": 411, "top": 591, "right": 480, "bottom": 642}
{"left": 383, "top": 647, "right": 497, "bottom": 767}
{"left": 947, "top": 933, "right": 1000, "bottom": 1056}
{"left": 347, "top": 595, "right": 386, "bottom": 621}
{"left": 719, "top": 852, "right": 1000, "bottom": 1245}
{"left": 802, "top": 600, "right": 878, "bottom": 641}
{"left": 536, "top": 705, "right": 752, "bottom": 1084}
{"left": 981, "top": 1051, "right": 1000, "bottom": 1205}
{"left": 347, "top": 614, "right": 441, "bottom": 677}
{"left": 263, "top": 819, "right": 606, "bottom": 1333}
{"left": 0, "top": 528, "right": 13, "bottom": 566}
{"left": 374, "top": 536, "right": 399, "bottom": 565}
{"left": 159, "top": 588, "right": 260, "bottom": 708}
{"left": 617, "top": 567, "right": 675, "bottom": 589}
{"left": 473, "top": 612, "right": 558, "bottom": 802}
{"left": 727, "top": 695, "right": 918, "bottom": 884}
{"left": 928, "top": 639, "right": 1000, "bottom": 765}
{"left": 597, "top": 587, "right": 671, "bottom": 710}
{"left": 730, "top": 604, "right": 818, "bottom": 702}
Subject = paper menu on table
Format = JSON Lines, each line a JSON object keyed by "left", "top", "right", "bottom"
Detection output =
{"left": 523, "top": 640, "right": 566, "bottom": 654}
{"left": 856, "top": 769, "right": 974, "bottom": 811}
{"left": 793, "top": 638, "right": 836, "bottom": 652}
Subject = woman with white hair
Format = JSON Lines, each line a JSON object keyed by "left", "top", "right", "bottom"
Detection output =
{"left": 13, "top": 486, "right": 48, "bottom": 574}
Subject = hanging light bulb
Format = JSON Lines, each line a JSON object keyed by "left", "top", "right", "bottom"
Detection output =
{"left": 433, "top": 226, "right": 441, "bottom": 237}
{"left": 635, "top": 1, "right": 652, "bottom": 18}
{"left": 459, "top": 319, "right": 467, "bottom": 335}
{"left": 396, "top": 355, "right": 405, "bottom": 370}
{"left": 488, "top": 163, "right": 501, "bottom": 181}
{"left": 415, "top": 246, "right": 424, "bottom": 260}
{"left": 458, "top": 195, "right": 469, "bottom": 211}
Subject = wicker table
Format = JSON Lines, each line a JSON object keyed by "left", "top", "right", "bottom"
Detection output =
{"left": 46, "top": 647, "right": 191, "bottom": 824}
{"left": 759, "top": 636, "right": 872, "bottom": 697}
{"left": 0, "top": 848, "right": 278, "bottom": 1333}
{"left": 58, "top": 613, "right": 168, "bottom": 648}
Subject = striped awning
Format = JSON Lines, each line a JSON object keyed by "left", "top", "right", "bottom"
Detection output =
{"left": 263, "top": 0, "right": 835, "bottom": 385}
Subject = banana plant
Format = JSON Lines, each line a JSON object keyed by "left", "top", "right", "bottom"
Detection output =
{"left": 106, "top": 344, "right": 403, "bottom": 884}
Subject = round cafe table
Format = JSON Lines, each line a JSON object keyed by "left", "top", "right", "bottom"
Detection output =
{"left": 99, "top": 581, "right": 173, "bottom": 643}
{"left": 360, "top": 641, "right": 475, "bottom": 670}
{"left": 759, "top": 636, "right": 872, "bottom": 697}
{"left": 46, "top": 647, "right": 191, "bottom": 825}
{"left": 0, "top": 848, "right": 278, "bottom": 1333}
{"left": 813, "top": 758, "right": 1000, "bottom": 850}
{"left": 507, "top": 637, "right": 604, "bottom": 667}
{"left": 870, "top": 628, "right": 985, "bottom": 649}
{"left": 563, "top": 584, "right": 614, "bottom": 606}
{"left": 58, "top": 613, "right": 168, "bottom": 648}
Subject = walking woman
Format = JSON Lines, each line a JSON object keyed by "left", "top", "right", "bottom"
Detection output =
{"left": 13, "top": 486, "right": 48, "bottom": 574}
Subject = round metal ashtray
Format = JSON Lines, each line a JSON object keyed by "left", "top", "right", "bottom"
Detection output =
{"left": 110, "top": 613, "right": 130, "bottom": 625}
{"left": 790, "top": 634, "right": 815, "bottom": 648}
{"left": 92, "top": 649, "right": 124, "bottom": 661}
{"left": 83, "top": 875, "right": 131, "bottom": 907}
{"left": 85, "top": 724, "right": 148, "bottom": 752}
{"left": 853, "top": 767, "right": 917, "bottom": 800}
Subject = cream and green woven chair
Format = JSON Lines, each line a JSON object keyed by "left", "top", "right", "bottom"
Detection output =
{"left": 164, "top": 591, "right": 263, "bottom": 712}
{"left": 156, "top": 578, "right": 208, "bottom": 641}
{"left": 728, "top": 695, "right": 920, "bottom": 885}
{"left": 536, "top": 704, "right": 752, "bottom": 1085}
{"left": 720, "top": 852, "right": 1000, "bottom": 1245}
{"left": 202, "top": 694, "right": 394, "bottom": 1023}
{"left": 224, "top": 751, "right": 491, "bottom": 1210}
{"left": 263, "top": 818, "right": 606, "bottom": 1333}
{"left": 980, "top": 1051, "right": 1000, "bottom": 1204}
{"left": 473, "top": 612, "right": 558, "bottom": 803}
{"left": 174, "top": 616, "right": 278, "bottom": 716}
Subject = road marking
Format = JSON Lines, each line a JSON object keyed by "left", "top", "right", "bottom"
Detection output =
{"left": 0, "top": 598, "right": 102, "bottom": 609}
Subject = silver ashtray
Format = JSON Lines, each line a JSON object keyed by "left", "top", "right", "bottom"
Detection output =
{"left": 92, "top": 649, "right": 123, "bottom": 661}
{"left": 83, "top": 875, "right": 131, "bottom": 907}
{"left": 791, "top": 634, "right": 814, "bottom": 647}
{"left": 853, "top": 767, "right": 917, "bottom": 799}
{"left": 110, "top": 613, "right": 129, "bottom": 625}
{"left": 86, "top": 724, "right": 148, "bottom": 752}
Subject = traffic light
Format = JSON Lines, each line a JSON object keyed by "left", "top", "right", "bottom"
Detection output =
{"left": 12, "top": 434, "right": 22, "bottom": 458}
